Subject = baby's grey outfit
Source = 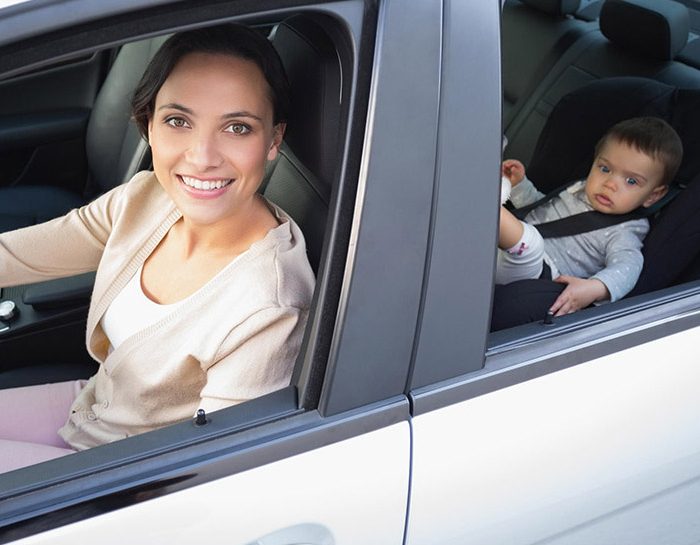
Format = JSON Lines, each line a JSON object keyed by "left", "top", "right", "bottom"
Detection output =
{"left": 507, "top": 178, "right": 649, "bottom": 302}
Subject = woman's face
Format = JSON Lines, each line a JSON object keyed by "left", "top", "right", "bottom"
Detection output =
{"left": 148, "top": 52, "right": 284, "bottom": 227}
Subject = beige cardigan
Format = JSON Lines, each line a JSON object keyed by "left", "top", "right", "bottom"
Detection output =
{"left": 0, "top": 172, "right": 315, "bottom": 450}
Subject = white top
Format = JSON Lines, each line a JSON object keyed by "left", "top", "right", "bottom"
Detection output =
{"left": 101, "top": 264, "right": 183, "bottom": 350}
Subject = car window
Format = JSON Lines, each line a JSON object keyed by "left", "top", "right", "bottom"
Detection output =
{"left": 0, "top": 0, "right": 366, "bottom": 531}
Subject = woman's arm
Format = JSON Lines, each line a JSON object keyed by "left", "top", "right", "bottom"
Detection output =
{"left": 198, "top": 306, "right": 309, "bottom": 413}
{"left": 0, "top": 183, "right": 125, "bottom": 287}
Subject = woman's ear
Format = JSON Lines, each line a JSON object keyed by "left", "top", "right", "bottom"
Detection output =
{"left": 643, "top": 184, "right": 669, "bottom": 208}
{"left": 147, "top": 118, "right": 153, "bottom": 144}
{"left": 267, "top": 123, "right": 286, "bottom": 161}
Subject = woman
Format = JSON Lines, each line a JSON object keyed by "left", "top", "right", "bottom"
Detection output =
{"left": 0, "top": 24, "right": 315, "bottom": 472}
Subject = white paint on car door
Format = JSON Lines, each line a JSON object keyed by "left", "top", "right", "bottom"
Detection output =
{"left": 14, "top": 422, "right": 410, "bottom": 545}
{"left": 407, "top": 326, "right": 700, "bottom": 544}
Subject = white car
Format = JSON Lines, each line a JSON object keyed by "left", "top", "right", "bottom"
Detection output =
{"left": 1, "top": 0, "right": 699, "bottom": 543}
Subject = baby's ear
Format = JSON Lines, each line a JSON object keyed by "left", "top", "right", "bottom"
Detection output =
{"left": 642, "top": 184, "right": 669, "bottom": 208}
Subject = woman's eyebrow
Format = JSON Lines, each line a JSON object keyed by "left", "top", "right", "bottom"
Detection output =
{"left": 156, "top": 103, "right": 263, "bottom": 123}
{"left": 157, "top": 102, "right": 193, "bottom": 114}
{"left": 222, "top": 111, "right": 264, "bottom": 122}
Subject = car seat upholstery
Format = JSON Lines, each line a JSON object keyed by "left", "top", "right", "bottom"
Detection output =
{"left": 501, "top": 0, "right": 596, "bottom": 129}
{"left": 263, "top": 14, "right": 336, "bottom": 273}
{"left": 491, "top": 76, "right": 700, "bottom": 331}
{"left": 0, "top": 37, "right": 166, "bottom": 234}
{"left": 505, "top": 0, "right": 695, "bottom": 167}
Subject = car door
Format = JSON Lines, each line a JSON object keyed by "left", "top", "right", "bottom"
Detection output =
{"left": 0, "top": 0, "right": 441, "bottom": 543}
{"left": 0, "top": 42, "right": 109, "bottom": 195}
{"left": 405, "top": 2, "right": 700, "bottom": 544}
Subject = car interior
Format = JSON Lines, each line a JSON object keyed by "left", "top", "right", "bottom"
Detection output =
{"left": 2, "top": 0, "right": 700, "bottom": 478}
{"left": 491, "top": 0, "right": 700, "bottom": 340}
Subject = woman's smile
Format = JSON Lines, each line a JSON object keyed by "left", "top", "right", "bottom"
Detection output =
{"left": 179, "top": 175, "right": 233, "bottom": 191}
{"left": 148, "top": 52, "right": 284, "bottom": 228}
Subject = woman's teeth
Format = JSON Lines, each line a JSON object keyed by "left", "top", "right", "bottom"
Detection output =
{"left": 180, "top": 176, "right": 232, "bottom": 190}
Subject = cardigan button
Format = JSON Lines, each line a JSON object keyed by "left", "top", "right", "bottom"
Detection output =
{"left": 87, "top": 412, "right": 97, "bottom": 421}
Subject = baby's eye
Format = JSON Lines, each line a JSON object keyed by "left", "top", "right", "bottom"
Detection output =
{"left": 599, "top": 164, "right": 610, "bottom": 173}
{"left": 626, "top": 177, "right": 638, "bottom": 186}
{"left": 165, "top": 117, "right": 189, "bottom": 129}
{"left": 224, "top": 123, "right": 251, "bottom": 135}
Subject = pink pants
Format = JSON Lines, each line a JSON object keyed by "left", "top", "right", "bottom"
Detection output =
{"left": 0, "top": 380, "right": 83, "bottom": 473}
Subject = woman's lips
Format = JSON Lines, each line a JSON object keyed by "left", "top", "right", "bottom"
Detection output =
{"left": 178, "top": 175, "right": 233, "bottom": 199}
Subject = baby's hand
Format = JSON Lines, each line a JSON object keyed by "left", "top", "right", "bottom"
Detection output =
{"left": 550, "top": 276, "right": 609, "bottom": 316}
{"left": 502, "top": 159, "right": 525, "bottom": 186}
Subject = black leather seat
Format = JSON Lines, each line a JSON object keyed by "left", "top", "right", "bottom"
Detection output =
{"left": 505, "top": 0, "right": 696, "bottom": 168}
{"left": 0, "top": 37, "right": 166, "bottom": 233}
{"left": 502, "top": 0, "right": 596, "bottom": 130}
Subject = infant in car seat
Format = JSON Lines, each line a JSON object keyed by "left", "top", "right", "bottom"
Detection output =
{"left": 496, "top": 117, "right": 682, "bottom": 316}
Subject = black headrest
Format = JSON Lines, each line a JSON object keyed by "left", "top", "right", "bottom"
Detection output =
{"left": 271, "top": 15, "right": 341, "bottom": 189}
{"left": 600, "top": 0, "right": 689, "bottom": 61}
{"left": 521, "top": 0, "right": 580, "bottom": 16}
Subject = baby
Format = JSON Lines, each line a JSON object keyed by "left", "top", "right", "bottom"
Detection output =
{"left": 498, "top": 117, "right": 683, "bottom": 316}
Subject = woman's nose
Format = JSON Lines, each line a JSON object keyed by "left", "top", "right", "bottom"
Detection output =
{"left": 185, "top": 132, "right": 223, "bottom": 170}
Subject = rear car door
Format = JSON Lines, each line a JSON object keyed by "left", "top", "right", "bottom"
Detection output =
{"left": 406, "top": 2, "right": 700, "bottom": 544}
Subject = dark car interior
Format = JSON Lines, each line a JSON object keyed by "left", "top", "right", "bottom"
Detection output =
{"left": 491, "top": 0, "right": 700, "bottom": 338}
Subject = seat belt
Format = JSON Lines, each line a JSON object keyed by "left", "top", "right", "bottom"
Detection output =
{"left": 511, "top": 181, "right": 681, "bottom": 239}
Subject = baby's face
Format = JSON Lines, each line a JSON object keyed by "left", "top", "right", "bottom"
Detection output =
{"left": 585, "top": 140, "right": 668, "bottom": 214}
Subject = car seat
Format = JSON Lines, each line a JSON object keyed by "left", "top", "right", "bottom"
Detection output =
{"left": 505, "top": 0, "right": 696, "bottom": 169}
{"left": 491, "top": 76, "right": 700, "bottom": 331}
{"left": 0, "top": 37, "right": 166, "bottom": 233}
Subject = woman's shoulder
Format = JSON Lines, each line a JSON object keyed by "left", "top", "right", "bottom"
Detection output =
{"left": 243, "top": 200, "right": 315, "bottom": 309}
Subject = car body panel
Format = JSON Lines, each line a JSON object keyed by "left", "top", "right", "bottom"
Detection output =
{"left": 11, "top": 422, "right": 411, "bottom": 545}
{"left": 408, "top": 325, "right": 700, "bottom": 544}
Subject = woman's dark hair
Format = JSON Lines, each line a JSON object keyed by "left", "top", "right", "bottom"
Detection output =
{"left": 131, "top": 23, "right": 290, "bottom": 138}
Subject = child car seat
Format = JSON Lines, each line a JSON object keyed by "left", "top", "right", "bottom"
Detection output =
{"left": 492, "top": 76, "right": 700, "bottom": 330}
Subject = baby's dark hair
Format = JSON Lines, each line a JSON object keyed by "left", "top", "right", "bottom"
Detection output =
{"left": 594, "top": 117, "right": 683, "bottom": 186}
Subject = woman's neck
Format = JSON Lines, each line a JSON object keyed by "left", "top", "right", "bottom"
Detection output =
{"left": 175, "top": 196, "right": 277, "bottom": 259}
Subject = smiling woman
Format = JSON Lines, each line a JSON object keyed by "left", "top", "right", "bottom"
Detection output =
{"left": 0, "top": 23, "right": 315, "bottom": 471}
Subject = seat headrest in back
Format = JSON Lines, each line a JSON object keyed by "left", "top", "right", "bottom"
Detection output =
{"left": 600, "top": 0, "right": 690, "bottom": 61}
{"left": 521, "top": 0, "right": 581, "bottom": 16}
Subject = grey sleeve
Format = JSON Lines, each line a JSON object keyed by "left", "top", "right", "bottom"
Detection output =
{"left": 509, "top": 176, "right": 546, "bottom": 209}
{"left": 591, "top": 220, "right": 649, "bottom": 302}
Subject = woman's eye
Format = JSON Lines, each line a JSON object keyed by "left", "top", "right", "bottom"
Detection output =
{"left": 165, "top": 117, "right": 189, "bottom": 128}
{"left": 225, "top": 123, "right": 251, "bottom": 135}
{"left": 626, "top": 177, "right": 638, "bottom": 186}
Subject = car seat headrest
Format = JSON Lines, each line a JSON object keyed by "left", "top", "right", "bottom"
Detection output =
{"left": 270, "top": 14, "right": 342, "bottom": 190}
{"left": 600, "top": 0, "right": 690, "bottom": 61}
{"left": 521, "top": 0, "right": 581, "bottom": 16}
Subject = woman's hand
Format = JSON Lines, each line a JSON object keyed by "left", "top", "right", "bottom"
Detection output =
{"left": 502, "top": 159, "right": 526, "bottom": 186}
{"left": 550, "top": 276, "right": 609, "bottom": 316}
